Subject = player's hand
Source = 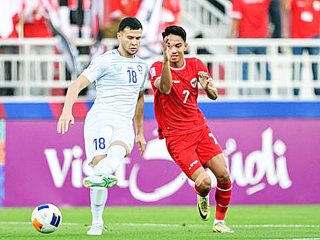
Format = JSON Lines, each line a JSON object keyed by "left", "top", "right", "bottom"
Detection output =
{"left": 198, "top": 71, "right": 211, "bottom": 89}
{"left": 135, "top": 134, "right": 147, "bottom": 155}
{"left": 198, "top": 71, "right": 218, "bottom": 99}
{"left": 57, "top": 111, "right": 75, "bottom": 134}
{"left": 162, "top": 37, "right": 172, "bottom": 63}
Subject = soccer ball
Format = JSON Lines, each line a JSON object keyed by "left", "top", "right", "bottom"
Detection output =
{"left": 31, "top": 203, "right": 62, "bottom": 234}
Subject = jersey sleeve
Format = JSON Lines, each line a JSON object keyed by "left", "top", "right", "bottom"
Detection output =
{"left": 195, "top": 58, "right": 212, "bottom": 78}
{"left": 149, "top": 62, "right": 162, "bottom": 91}
{"left": 140, "top": 63, "right": 148, "bottom": 92}
{"left": 230, "top": 0, "right": 242, "bottom": 19}
{"left": 82, "top": 55, "right": 108, "bottom": 83}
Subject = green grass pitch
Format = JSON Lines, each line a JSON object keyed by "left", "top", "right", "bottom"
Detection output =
{"left": 0, "top": 205, "right": 319, "bottom": 239}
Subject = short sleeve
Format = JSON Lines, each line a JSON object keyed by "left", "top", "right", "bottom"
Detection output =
{"left": 195, "top": 58, "right": 212, "bottom": 78}
{"left": 140, "top": 63, "right": 148, "bottom": 91}
{"left": 230, "top": 0, "right": 242, "bottom": 19}
{"left": 82, "top": 55, "right": 108, "bottom": 83}
{"left": 149, "top": 61, "right": 162, "bottom": 90}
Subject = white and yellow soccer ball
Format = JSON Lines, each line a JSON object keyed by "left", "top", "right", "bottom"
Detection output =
{"left": 31, "top": 203, "right": 62, "bottom": 234}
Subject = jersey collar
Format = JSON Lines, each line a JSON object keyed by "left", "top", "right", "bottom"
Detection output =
{"left": 169, "top": 59, "right": 186, "bottom": 71}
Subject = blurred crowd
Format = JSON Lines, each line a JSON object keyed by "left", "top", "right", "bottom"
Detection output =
{"left": 0, "top": 0, "right": 181, "bottom": 96}
{"left": 0, "top": 0, "right": 319, "bottom": 97}
{"left": 0, "top": 0, "right": 180, "bottom": 42}
{"left": 228, "top": 0, "right": 320, "bottom": 95}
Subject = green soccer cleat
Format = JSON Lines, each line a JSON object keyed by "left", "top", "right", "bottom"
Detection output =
{"left": 197, "top": 194, "right": 210, "bottom": 221}
{"left": 213, "top": 221, "right": 234, "bottom": 233}
{"left": 83, "top": 174, "right": 118, "bottom": 188}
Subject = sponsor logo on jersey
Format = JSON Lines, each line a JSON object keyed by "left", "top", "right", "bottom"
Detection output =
{"left": 113, "top": 64, "right": 122, "bottom": 72}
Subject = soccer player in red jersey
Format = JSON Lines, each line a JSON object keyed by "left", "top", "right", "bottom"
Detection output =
{"left": 149, "top": 26, "right": 233, "bottom": 233}
{"left": 282, "top": 0, "right": 320, "bottom": 95}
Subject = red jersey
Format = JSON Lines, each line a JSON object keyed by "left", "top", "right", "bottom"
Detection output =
{"left": 230, "top": 0, "right": 271, "bottom": 38}
{"left": 22, "top": 0, "right": 59, "bottom": 38}
{"left": 290, "top": 0, "right": 320, "bottom": 38}
{"left": 150, "top": 58, "right": 210, "bottom": 139}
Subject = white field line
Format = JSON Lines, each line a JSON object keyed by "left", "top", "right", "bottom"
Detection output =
{"left": 268, "top": 239, "right": 320, "bottom": 240}
{"left": 266, "top": 238, "right": 320, "bottom": 240}
{"left": 0, "top": 222, "right": 319, "bottom": 229}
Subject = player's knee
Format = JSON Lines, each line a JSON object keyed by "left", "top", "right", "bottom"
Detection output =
{"left": 195, "top": 172, "right": 211, "bottom": 191}
{"left": 201, "top": 176, "right": 212, "bottom": 191}
{"left": 216, "top": 171, "right": 231, "bottom": 184}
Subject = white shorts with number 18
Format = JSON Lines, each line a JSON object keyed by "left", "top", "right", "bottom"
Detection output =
{"left": 84, "top": 112, "right": 135, "bottom": 163}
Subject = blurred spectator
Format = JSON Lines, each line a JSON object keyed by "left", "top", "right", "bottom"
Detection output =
{"left": 57, "top": 0, "right": 72, "bottom": 38}
{"left": 162, "top": 0, "right": 181, "bottom": 29}
{"left": 103, "top": 0, "right": 142, "bottom": 38}
{"left": 228, "top": 0, "right": 271, "bottom": 94}
{"left": 22, "top": 0, "right": 57, "bottom": 38}
{"left": 136, "top": 0, "right": 181, "bottom": 60}
{"left": 282, "top": 0, "right": 320, "bottom": 96}
{"left": 103, "top": 0, "right": 180, "bottom": 43}
{"left": 21, "top": 0, "right": 59, "bottom": 95}
{"left": 269, "top": 0, "right": 282, "bottom": 38}
{"left": 0, "top": 0, "right": 20, "bottom": 39}
{"left": 68, "top": 0, "right": 94, "bottom": 38}
{"left": 0, "top": 0, "right": 20, "bottom": 96}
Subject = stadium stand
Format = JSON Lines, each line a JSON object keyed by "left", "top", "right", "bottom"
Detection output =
{"left": 0, "top": 0, "right": 319, "bottom": 99}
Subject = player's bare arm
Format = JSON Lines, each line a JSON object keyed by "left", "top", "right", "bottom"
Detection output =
{"left": 228, "top": 18, "right": 239, "bottom": 39}
{"left": 57, "top": 75, "right": 90, "bottom": 134}
{"left": 227, "top": 19, "right": 239, "bottom": 51}
{"left": 159, "top": 37, "right": 173, "bottom": 94}
{"left": 134, "top": 91, "right": 147, "bottom": 154}
{"left": 198, "top": 71, "right": 218, "bottom": 100}
{"left": 280, "top": 0, "right": 291, "bottom": 11}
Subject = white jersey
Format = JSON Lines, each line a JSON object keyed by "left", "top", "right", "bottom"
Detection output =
{"left": 82, "top": 49, "right": 148, "bottom": 124}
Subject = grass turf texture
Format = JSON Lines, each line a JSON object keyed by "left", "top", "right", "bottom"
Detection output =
{"left": 0, "top": 205, "right": 319, "bottom": 239}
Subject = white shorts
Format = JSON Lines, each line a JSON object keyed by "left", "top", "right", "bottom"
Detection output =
{"left": 84, "top": 113, "right": 135, "bottom": 163}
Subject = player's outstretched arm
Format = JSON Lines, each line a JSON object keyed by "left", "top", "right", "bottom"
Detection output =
{"left": 57, "top": 75, "right": 90, "bottom": 134}
{"left": 134, "top": 91, "right": 147, "bottom": 155}
{"left": 198, "top": 71, "right": 218, "bottom": 100}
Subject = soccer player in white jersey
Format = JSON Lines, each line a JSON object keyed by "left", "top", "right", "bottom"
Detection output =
{"left": 56, "top": 17, "right": 147, "bottom": 236}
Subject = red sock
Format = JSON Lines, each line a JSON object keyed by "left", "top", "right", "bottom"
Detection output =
{"left": 215, "top": 181, "right": 232, "bottom": 220}
{"left": 194, "top": 185, "right": 209, "bottom": 197}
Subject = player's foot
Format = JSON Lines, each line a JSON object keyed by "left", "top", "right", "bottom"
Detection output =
{"left": 83, "top": 174, "right": 117, "bottom": 188}
{"left": 87, "top": 223, "right": 104, "bottom": 235}
{"left": 213, "top": 221, "right": 234, "bottom": 233}
{"left": 197, "top": 194, "right": 210, "bottom": 221}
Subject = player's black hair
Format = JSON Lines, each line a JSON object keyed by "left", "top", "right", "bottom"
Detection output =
{"left": 162, "top": 25, "right": 187, "bottom": 42}
{"left": 118, "top": 17, "right": 143, "bottom": 32}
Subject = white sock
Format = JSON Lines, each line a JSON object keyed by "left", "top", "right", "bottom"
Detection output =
{"left": 214, "top": 219, "right": 224, "bottom": 225}
{"left": 95, "top": 145, "right": 126, "bottom": 176}
{"left": 90, "top": 187, "right": 108, "bottom": 225}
